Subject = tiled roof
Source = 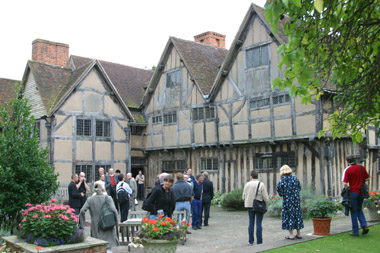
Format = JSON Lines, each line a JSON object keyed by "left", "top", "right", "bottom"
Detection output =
{"left": 71, "top": 56, "right": 153, "bottom": 108}
{"left": 0, "top": 78, "right": 19, "bottom": 106}
{"left": 27, "top": 61, "right": 74, "bottom": 114}
{"left": 171, "top": 37, "right": 228, "bottom": 95}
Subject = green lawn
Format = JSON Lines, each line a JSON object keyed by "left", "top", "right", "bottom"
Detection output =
{"left": 267, "top": 224, "right": 380, "bottom": 252}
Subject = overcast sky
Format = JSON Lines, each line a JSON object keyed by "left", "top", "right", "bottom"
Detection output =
{"left": 0, "top": 0, "right": 266, "bottom": 80}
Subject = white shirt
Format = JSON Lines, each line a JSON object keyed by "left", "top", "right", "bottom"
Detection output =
{"left": 116, "top": 181, "right": 133, "bottom": 197}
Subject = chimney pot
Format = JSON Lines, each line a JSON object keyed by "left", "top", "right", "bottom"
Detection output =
{"left": 194, "top": 31, "right": 226, "bottom": 48}
{"left": 32, "top": 39, "right": 69, "bottom": 66}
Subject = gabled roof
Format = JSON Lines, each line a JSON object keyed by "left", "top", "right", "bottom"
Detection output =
{"left": 0, "top": 78, "right": 19, "bottom": 106}
{"left": 141, "top": 37, "right": 228, "bottom": 108}
{"left": 70, "top": 56, "right": 153, "bottom": 109}
{"left": 208, "top": 4, "right": 288, "bottom": 101}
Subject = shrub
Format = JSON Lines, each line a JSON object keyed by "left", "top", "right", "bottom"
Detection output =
{"left": 18, "top": 199, "right": 83, "bottom": 247}
{"left": 308, "top": 197, "right": 336, "bottom": 218}
{"left": 211, "top": 192, "right": 226, "bottom": 207}
{"left": 221, "top": 188, "right": 245, "bottom": 211}
{"left": 268, "top": 195, "right": 283, "bottom": 217}
{"left": 0, "top": 84, "right": 59, "bottom": 232}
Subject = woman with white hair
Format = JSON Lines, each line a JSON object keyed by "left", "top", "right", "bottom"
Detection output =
{"left": 80, "top": 181, "right": 119, "bottom": 252}
{"left": 276, "top": 165, "right": 304, "bottom": 240}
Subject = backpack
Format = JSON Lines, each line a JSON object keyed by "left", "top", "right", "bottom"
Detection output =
{"left": 117, "top": 182, "right": 129, "bottom": 204}
{"left": 98, "top": 195, "right": 117, "bottom": 230}
{"left": 142, "top": 187, "right": 156, "bottom": 212}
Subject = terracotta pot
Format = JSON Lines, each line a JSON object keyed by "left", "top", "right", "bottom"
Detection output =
{"left": 142, "top": 238, "right": 178, "bottom": 253}
{"left": 312, "top": 217, "right": 332, "bottom": 236}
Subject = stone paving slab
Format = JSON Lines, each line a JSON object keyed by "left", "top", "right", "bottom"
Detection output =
{"left": 83, "top": 204, "right": 379, "bottom": 253}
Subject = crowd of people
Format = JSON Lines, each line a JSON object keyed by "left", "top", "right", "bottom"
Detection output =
{"left": 68, "top": 154, "right": 370, "bottom": 251}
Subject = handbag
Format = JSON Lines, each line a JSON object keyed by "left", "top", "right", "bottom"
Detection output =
{"left": 252, "top": 182, "right": 267, "bottom": 214}
{"left": 360, "top": 166, "right": 369, "bottom": 199}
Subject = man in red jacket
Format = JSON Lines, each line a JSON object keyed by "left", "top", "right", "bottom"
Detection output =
{"left": 343, "top": 155, "right": 369, "bottom": 237}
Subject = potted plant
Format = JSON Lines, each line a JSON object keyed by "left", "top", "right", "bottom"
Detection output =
{"left": 131, "top": 215, "right": 189, "bottom": 253}
{"left": 308, "top": 197, "right": 336, "bottom": 235}
{"left": 364, "top": 191, "right": 380, "bottom": 221}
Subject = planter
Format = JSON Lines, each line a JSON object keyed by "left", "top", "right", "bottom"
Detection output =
{"left": 1, "top": 235, "right": 108, "bottom": 253}
{"left": 141, "top": 238, "right": 178, "bottom": 253}
{"left": 366, "top": 207, "right": 380, "bottom": 221}
{"left": 312, "top": 217, "right": 332, "bottom": 236}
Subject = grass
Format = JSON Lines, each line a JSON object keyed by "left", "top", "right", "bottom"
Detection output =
{"left": 267, "top": 224, "right": 380, "bottom": 252}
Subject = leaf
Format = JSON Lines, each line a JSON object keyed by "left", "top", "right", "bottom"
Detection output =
{"left": 314, "top": 0, "right": 324, "bottom": 13}
{"left": 282, "top": 0, "right": 289, "bottom": 7}
{"left": 294, "top": 0, "right": 302, "bottom": 7}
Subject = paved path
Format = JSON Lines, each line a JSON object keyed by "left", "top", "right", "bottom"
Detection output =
{"left": 84, "top": 204, "right": 379, "bottom": 253}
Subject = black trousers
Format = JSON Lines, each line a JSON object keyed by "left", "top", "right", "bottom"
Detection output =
{"left": 110, "top": 186, "right": 118, "bottom": 211}
{"left": 137, "top": 184, "right": 145, "bottom": 200}
{"left": 201, "top": 201, "right": 211, "bottom": 225}
{"left": 120, "top": 201, "right": 130, "bottom": 223}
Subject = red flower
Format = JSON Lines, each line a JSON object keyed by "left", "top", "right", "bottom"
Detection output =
{"left": 158, "top": 215, "right": 164, "bottom": 218}
{"left": 149, "top": 220, "right": 157, "bottom": 225}
{"left": 142, "top": 217, "right": 149, "bottom": 223}
{"left": 182, "top": 220, "right": 185, "bottom": 224}
{"left": 186, "top": 222, "right": 190, "bottom": 227}
{"left": 372, "top": 194, "right": 376, "bottom": 197}
{"left": 35, "top": 246, "right": 42, "bottom": 251}
{"left": 153, "top": 227, "right": 158, "bottom": 232}
{"left": 0, "top": 246, "right": 3, "bottom": 250}
{"left": 162, "top": 221, "right": 168, "bottom": 226}
{"left": 328, "top": 198, "right": 331, "bottom": 201}
{"left": 170, "top": 226, "right": 174, "bottom": 229}
{"left": 165, "top": 217, "right": 172, "bottom": 222}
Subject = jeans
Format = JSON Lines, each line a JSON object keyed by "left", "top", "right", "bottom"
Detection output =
{"left": 248, "top": 208, "right": 263, "bottom": 244}
{"left": 137, "top": 184, "right": 145, "bottom": 200}
{"left": 176, "top": 201, "right": 191, "bottom": 223}
{"left": 191, "top": 199, "right": 202, "bottom": 227}
{"left": 120, "top": 201, "right": 130, "bottom": 223}
{"left": 350, "top": 192, "right": 367, "bottom": 235}
{"left": 201, "top": 201, "right": 211, "bottom": 225}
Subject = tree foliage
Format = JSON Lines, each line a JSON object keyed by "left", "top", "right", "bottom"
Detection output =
{"left": 0, "top": 84, "right": 59, "bottom": 231}
{"left": 265, "top": 0, "right": 380, "bottom": 143}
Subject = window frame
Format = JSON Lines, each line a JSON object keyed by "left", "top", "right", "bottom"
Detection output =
{"left": 200, "top": 158, "right": 219, "bottom": 171}
{"left": 77, "top": 118, "right": 92, "bottom": 136}
{"left": 250, "top": 97, "right": 270, "bottom": 110}
{"left": 166, "top": 69, "right": 182, "bottom": 88}
{"left": 255, "top": 152, "right": 296, "bottom": 171}
{"left": 75, "top": 164, "right": 93, "bottom": 183}
{"left": 163, "top": 112, "right": 177, "bottom": 125}
{"left": 152, "top": 115, "right": 162, "bottom": 125}
{"left": 192, "top": 106, "right": 216, "bottom": 122}
{"left": 96, "top": 120, "right": 110, "bottom": 137}
{"left": 94, "top": 165, "right": 111, "bottom": 181}
{"left": 246, "top": 44, "right": 270, "bottom": 70}
{"left": 273, "top": 94, "right": 291, "bottom": 106}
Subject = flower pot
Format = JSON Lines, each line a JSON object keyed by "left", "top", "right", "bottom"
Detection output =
{"left": 366, "top": 207, "right": 380, "bottom": 221}
{"left": 142, "top": 238, "right": 178, "bottom": 253}
{"left": 312, "top": 217, "right": 332, "bottom": 236}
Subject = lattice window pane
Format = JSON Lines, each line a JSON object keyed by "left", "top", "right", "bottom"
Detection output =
{"left": 273, "top": 96, "right": 278, "bottom": 105}
{"left": 261, "top": 45, "right": 269, "bottom": 66}
{"left": 213, "top": 159, "right": 218, "bottom": 170}
{"left": 263, "top": 98, "right": 270, "bottom": 106}
{"left": 77, "top": 120, "right": 84, "bottom": 135}
{"left": 192, "top": 108, "right": 198, "bottom": 121}
{"left": 198, "top": 108, "right": 204, "bottom": 120}
{"left": 250, "top": 100, "right": 257, "bottom": 109}
{"left": 285, "top": 94, "right": 291, "bottom": 102}
{"left": 96, "top": 121, "right": 103, "bottom": 136}
{"left": 279, "top": 95, "right": 284, "bottom": 104}
{"left": 84, "top": 120, "right": 91, "bottom": 136}
{"left": 173, "top": 113, "right": 177, "bottom": 123}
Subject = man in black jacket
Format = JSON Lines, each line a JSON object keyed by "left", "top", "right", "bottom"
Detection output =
{"left": 191, "top": 174, "right": 204, "bottom": 230}
{"left": 172, "top": 172, "right": 193, "bottom": 232}
{"left": 68, "top": 174, "right": 82, "bottom": 215}
{"left": 201, "top": 172, "right": 214, "bottom": 226}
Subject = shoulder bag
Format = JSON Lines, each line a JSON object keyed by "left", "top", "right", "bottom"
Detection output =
{"left": 252, "top": 182, "right": 267, "bottom": 214}
{"left": 360, "top": 166, "right": 370, "bottom": 199}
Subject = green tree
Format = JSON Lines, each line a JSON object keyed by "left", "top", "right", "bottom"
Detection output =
{"left": 0, "top": 84, "right": 59, "bottom": 232}
{"left": 265, "top": 0, "right": 380, "bottom": 143}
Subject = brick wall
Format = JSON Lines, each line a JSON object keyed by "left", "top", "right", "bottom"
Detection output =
{"left": 32, "top": 39, "right": 69, "bottom": 66}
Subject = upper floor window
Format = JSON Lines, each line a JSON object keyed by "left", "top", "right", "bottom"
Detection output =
{"left": 163, "top": 112, "right": 177, "bottom": 125}
{"left": 77, "top": 119, "right": 91, "bottom": 136}
{"left": 250, "top": 97, "right": 270, "bottom": 109}
{"left": 255, "top": 152, "right": 295, "bottom": 170}
{"left": 201, "top": 158, "right": 219, "bottom": 171}
{"left": 131, "top": 125, "right": 144, "bottom": 135}
{"left": 246, "top": 44, "right": 269, "bottom": 69}
{"left": 152, "top": 115, "right": 162, "bottom": 124}
{"left": 161, "top": 159, "right": 186, "bottom": 172}
{"left": 192, "top": 106, "right": 215, "bottom": 121}
{"left": 75, "top": 164, "right": 92, "bottom": 182}
{"left": 273, "top": 94, "right": 291, "bottom": 105}
{"left": 96, "top": 120, "right": 110, "bottom": 137}
{"left": 166, "top": 69, "right": 182, "bottom": 88}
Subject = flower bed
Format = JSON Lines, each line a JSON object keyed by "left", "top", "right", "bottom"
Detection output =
{"left": 18, "top": 199, "right": 83, "bottom": 247}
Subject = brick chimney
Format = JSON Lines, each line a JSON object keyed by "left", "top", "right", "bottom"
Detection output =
{"left": 32, "top": 39, "right": 69, "bottom": 66}
{"left": 194, "top": 31, "right": 226, "bottom": 48}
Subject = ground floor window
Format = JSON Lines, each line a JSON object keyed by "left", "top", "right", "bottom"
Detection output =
{"left": 201, "top": 158, "right": 218, "bottom": 171}
{"left": 95, "top": 165, "right": 111, "bottom": 181}
{"left": 255, "top": 152, "right": 295, "bottom": 171}
{"left": 75, "top": 165, "right": 92, "bottom": 182}
{"left": 162, "top": 159, "right": 186, "bottom": 172}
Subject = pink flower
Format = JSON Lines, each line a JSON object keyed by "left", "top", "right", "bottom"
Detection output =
{"left": 22, "top": 219, "right": 26, "bottom": 222}
{"left": 36, "top": 205, "right": 42, "bottom": 209}
{"left": 18, "top": 223, "right": 21, "bottom": 227}
{"left": 25, "top": 203, "right": 32, "bottom": 207}
{"left": 22, "top": 210, "right": 29, "bottom": 215}
{"left": 39, "top": 209, "right": 45, "bottom": 213}
{"left": 44, "top": 215, "right": 51, "bottom": 218}
{"left": 50, "top": 198, "right": 58, "bottom": 202}
{"left": 33, "top": 214, "right": 38, "bottom": 219}
{"left": 35, "top": 246, "right": 42, "bottom": 251}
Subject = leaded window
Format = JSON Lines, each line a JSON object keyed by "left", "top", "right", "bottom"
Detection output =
{"left": 75, "top": 165, "right": 92, "bottom": 182}
{"left": 201, "top": 158, "right": 218, "bottom": 171}
{"left": 250, "top": 97, "right": 270, "bottom": 109}
{"left": 77, "top": 119, "right": 91, "bottom": 136}
{"left": 192, "top": 106, "right": 215, "bottom": 121}
{"left": 152, "top": 115, "right": 162, "bottom": 124}
{"left": 95, "top": 165, "right": 111, "bottom": 181}
{"left": 273, "top": 94, "right": 291, "bottom": 105}
{"left": 246, "top": 44, "right": 269, "bottom": 69}
{"left": 166, "top": 69, "right": 182, "bottom": 88}
{"left": 96, "top": 120, "right": 110, "bottom": 137}
{"left": 163, "top": 112, "right": 177, "bottom": 125}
